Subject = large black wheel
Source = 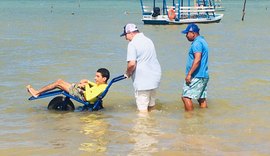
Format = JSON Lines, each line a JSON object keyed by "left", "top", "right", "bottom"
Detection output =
{"left": 47, "top": 96, "right": 75, "bottom": 111}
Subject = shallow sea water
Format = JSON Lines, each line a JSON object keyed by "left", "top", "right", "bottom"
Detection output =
{"left": 0, "top": 0, "right": 270, "bottom": 155}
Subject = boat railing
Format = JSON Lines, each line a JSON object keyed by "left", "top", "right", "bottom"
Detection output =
{"left": 166, "top": 6, "right": 215, "bottom": 12}
{"left": 142, "top": 5, "right": 215, "bottom": 16}
{"left": 180, "top": 6, "right": 214, "bottom": 9}
{"left": 165, "top": 5, "right": 216, "bottom": 19}
{"left": 181, "top": 6, "right": 214, "bottom": 11}
{"left": 142, "top": 5, "right": 153, "bottom": 15}
{"left": 143, "top": 6, "right": 151, "bottom": 12}
{"left": 166, "top": 6, "right": 176, "bottom": 9}
{"left": 179, "top": 9, "right": 215, "bottom": 13}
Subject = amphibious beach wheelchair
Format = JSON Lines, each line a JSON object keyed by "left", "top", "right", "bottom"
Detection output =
{"left": 28, "top": 75, "right": 126, "bottom": 111}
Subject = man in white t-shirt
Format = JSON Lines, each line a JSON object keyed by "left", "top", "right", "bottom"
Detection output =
{"left": 120, "top": 23, "right": 162, "bottom": 113}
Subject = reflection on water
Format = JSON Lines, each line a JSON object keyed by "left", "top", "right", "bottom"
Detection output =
{"left": 128, "top": 113, "right": 160, "bottom": 156}
{"left": 79, "top": 114, "right": 109, "bottom": 153}
{"left": 177, "top": 110, "right": 221, "bottom": 154}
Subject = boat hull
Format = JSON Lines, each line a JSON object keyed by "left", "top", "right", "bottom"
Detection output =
{"left": 142, "top": 14, "right": 224, "bottom": 25}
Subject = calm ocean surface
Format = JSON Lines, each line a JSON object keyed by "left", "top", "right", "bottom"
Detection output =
{"left": 1, "top": 0, "right": 270, "bottom": 155}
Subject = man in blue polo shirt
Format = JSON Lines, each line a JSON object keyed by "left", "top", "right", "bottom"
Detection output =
{"left": 181, "top": 23, "right": 209, "bottom": 111}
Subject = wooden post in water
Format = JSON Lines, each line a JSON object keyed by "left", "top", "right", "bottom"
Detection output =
{"left": 241, "top": 0, "right": 247, "bottom": 21}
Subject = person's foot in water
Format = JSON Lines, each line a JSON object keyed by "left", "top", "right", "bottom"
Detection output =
{"left": 26, "top": 85, "right": 39, "bottom": 97}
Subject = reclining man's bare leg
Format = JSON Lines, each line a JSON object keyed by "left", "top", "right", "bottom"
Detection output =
{"left": 27, "top": 79, "right": 72, "bottom": 97}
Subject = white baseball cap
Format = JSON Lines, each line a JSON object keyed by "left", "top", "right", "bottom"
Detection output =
{"left": 120, "top": 23, "right": 139, "bottom": 37}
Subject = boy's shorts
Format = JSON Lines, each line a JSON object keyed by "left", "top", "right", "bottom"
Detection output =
{"left": 135, "top": 89, "right": 157, "bottom": 111}
{"left": 69, "top": 83, "right": 85, "bottom": 101}
{"left": 182, "top": 78, "right": 209, "bottom": 99}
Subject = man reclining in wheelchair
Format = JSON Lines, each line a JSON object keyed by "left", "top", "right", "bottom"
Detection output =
{"left": 27, "top": 68, "right": 110, "bottom": 106}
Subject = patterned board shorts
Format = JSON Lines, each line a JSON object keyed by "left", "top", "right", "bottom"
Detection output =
{"left": 182, "top": 78, "right": 209, "bottom": 99}
{"left": 68, "top": 83, "right": 85, "bottom": 101}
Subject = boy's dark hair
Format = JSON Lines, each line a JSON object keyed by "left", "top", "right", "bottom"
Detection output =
{"left": 97, "top": 68, "right": 110, "bottom": 83}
